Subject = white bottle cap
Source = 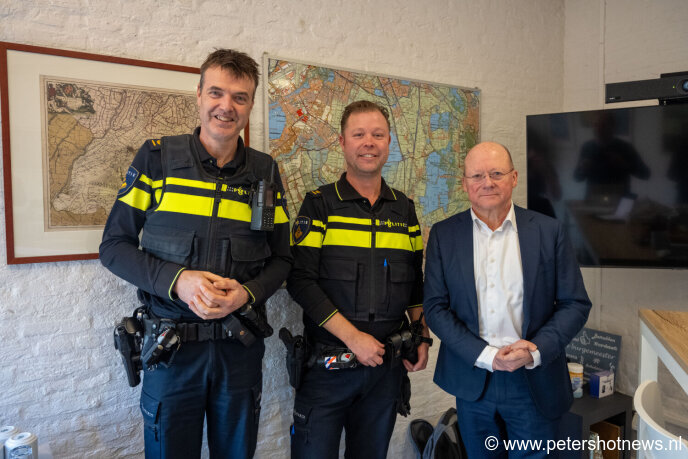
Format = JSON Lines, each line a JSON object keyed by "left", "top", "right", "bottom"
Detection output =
{"left": 0, "top": 427, "right": 19, "bottom": 443}
{"left": 567, "top": 362, "right": 583, "bottom": 374}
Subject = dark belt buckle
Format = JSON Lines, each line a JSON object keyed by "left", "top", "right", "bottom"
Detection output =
{"left": 197, "top": 323, "right": 215, "bottom": 342}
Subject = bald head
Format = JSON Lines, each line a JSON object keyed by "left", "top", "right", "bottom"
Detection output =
{"left": 464, "top": 142, "right": 514, "bottom": 171}
{"left": 462, "top": 141, "right": 518, "bottom": 220}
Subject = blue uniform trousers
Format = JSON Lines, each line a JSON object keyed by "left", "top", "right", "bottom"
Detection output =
{"left": 140, "top": 337, "right": 264, "bottom": 459}
{"left": 455, "top": 368, "right": 560, "bottom": 459}
{"left": 291, "top": 363, "right": 404, "bottom": 459}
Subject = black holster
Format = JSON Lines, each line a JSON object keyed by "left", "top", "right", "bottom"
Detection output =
{"left": 279, "top": 328, "right": 310, "bottom": 389}
{"left": 397, "top": 372, "right": 412, "bottom": 417}
{"left": 113, "top": 308, "right": 146, "bottom": 387}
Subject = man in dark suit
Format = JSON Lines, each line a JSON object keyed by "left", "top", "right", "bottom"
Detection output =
{"left": 424, "top": 141, "right": 591, "bottom": 458}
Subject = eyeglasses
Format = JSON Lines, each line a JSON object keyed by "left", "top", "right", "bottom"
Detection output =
{"left": 463, "top": 169, "right": 514, "bottom": 183}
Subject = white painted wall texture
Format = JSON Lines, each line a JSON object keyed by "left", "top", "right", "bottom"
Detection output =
{"left": 1, "top": 0, "right": 684, "bottom": 457}
{"left": 563, "top": 0, "right": 688, "bottom": 433}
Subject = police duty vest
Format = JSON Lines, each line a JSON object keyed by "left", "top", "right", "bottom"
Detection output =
{"left": 139, "top": 134, "right": 277, "bottom": 288}
{"left": 315, "top": 184, "right": 419, "bottom": 322}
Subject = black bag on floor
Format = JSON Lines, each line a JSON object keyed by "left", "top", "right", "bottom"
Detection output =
{"left": 409, "top": 407, "right": 467, "bottom": 459}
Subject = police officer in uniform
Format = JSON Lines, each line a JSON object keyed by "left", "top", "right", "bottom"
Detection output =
{"left": 100, "top": 49, "right": 292, "bottom": 458}
{"left": 287, "top": 100, "right": 430, "bottom": 458}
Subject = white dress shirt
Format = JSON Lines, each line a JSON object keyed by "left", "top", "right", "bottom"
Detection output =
{"left": 471, "top": 203, "right": 541, "bottom": 371}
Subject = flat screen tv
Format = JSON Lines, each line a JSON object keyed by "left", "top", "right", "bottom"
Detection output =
{"left": 527, "top": 104, "right": 688, "bottom": 268}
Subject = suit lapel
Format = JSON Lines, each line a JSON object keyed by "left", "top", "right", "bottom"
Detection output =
{"left": 456, "top": 211, "right": 480, "bottom": 331}
{"left": 516, "top": 206, "right": 539, "bottom": 337}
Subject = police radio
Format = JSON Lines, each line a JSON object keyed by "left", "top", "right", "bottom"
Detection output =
{"left": 250, "top": 162, "right": 277, "bottom": 231}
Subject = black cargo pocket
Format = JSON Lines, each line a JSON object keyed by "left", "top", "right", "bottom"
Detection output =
{"left": 140, "top": 391, "right": 161, "bottom": 457}
{"left": 229, "top": 234, "right": 271, "bottom": 280}
{"left": 387, "top": 261, "right": 416, "bottom": 315}
{"left": 319, "top": 257, "right": 359, "bottom": 315}
{"left": 291, "top": 400, "right": 312, "bottom": 445}
{"left": 141, "top": 225, "right": 196, "bottom": 266}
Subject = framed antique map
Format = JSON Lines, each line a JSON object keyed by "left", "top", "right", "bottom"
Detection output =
{"left": 264, "top": 55, "right": 480, "bottom": 241}
{"left": 1, "top": 42, "right": 248, "bottom": 264}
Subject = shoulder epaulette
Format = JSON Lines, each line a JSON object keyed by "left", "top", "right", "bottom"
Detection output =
{"left": 307, "top": 189, "right": 322, "bottom": 198}
{"left": 147, "top": 139, "right": 162, "bottom": 150}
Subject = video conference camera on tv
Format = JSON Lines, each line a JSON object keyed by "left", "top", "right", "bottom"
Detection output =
{"left": 605, "top": 71, "right": 688, "bottom": 105}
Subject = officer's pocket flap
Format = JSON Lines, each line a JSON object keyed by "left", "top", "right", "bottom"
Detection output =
{"left": 140, "top": 390, "right": 160, "bottom": 425}
{"left": 390, "top": 262, "right": 415, "bottom": 282}
{"left": 230, "top": 235, "right": 271, "bottom": 261}
{"left": 319, "top": 257, "right": 358, "bottom": 281}
{"left": 141, "top": 225, "right": 194, "bottom": 264}
{"left": 292, "top": 400, "right": 312, "bottom": 426}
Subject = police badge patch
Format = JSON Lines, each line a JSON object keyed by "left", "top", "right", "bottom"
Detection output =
{"left": 117, "top": 166, "right": 140, "bottom": 197}
{"left": 292, "top": 216, "right": 311, "bottom": 245}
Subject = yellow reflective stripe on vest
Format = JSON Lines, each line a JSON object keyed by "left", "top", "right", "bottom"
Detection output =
{"left": 328, "top": 215, "right": 372, "bottom": 226}
{"left": 163, "top": 176, "right": 287, "bottom": 223}
{"left": 323, "top": 228, "right": 371, "bottom": 248}
{"left": 411, "top": 234, "right": 424, "bottom": 251}
{"left": 157, "top": 194, "right": 252, "bottom": 222}
{"left": 216, "top": 200, "right": 288, "bottom": 224}
{"left": 166, "top": 176, "right": 217, "bottom": 191}
{"left": 322, "top": 228, "right": 416, "bottom": 251}
{"left": 157, "top": 192, "right": 214, "bottom": 216}
{"left": 155, "top": 190, "right": 287, "bottom": 225}
{"left": 119, "top": 187, "right": 151, "bottom": 211}
{"left": 217, "top": 198, "right": 251, "bottom": 221}
{"left": 376, "top": 231, "right": 414, "bottom": 251}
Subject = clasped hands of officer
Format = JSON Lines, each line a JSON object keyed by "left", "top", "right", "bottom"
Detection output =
{"left": 173, "top": 270, "right": 249, "bottom": 320}
{"left": 492, "top": 339, "right": 537, "bottom": 372}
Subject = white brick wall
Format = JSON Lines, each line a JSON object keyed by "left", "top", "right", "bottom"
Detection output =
{"left": 5, "top": 0, "right": 682, "bottom": 457}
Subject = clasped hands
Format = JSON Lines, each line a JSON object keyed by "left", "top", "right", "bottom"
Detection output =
{"left": 173, "top": 270, "right": 249, "bottom": 320}
{"left": 492, "top": 339, "right": 537, "bottom": 372}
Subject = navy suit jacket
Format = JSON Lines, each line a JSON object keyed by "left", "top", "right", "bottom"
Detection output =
{"left": 424, "top": 206, "right": 591, "bottom": 419}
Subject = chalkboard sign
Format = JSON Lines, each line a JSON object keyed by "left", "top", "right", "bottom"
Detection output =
{"left": 565, "top": 327, "right": 622, "bottom": 382}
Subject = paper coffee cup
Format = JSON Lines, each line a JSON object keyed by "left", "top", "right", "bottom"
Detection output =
{"left": 568, "top": 362, "right": 584, "bottom": 398}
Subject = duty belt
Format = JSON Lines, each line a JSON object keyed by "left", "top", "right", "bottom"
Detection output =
{"left": 175, "top": 321, "right": 230, "bottom": 342}
{"left": 143, "top": 317, "right": 232, "bottom": 343}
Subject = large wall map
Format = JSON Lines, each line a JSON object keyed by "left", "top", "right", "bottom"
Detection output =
{"left": 265, "top": 57, "right": 480, "bottom": 239}
{"left": 42, "top": 77, "right": 198, "bottom": 229}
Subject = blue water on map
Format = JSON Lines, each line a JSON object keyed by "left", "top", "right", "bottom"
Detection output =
{"left": 383, "top": 132, "right": 403, "bottom": 173}
{"left": 419, "top": 151, "right": 449, "bottom": 215}
{"left": 430, "top": 112, "right": 451, "bottom": 131}
{"left": 451, "top": 88, "right": 465, "bottom": 113}
{"left": 327, "top": 71, "right": 335, "bottom": 82}
{"left": 269, "top": 103, "right": 286, "bottom": 140}
{"left": 374, "top": 88, "right": 384, "bottom": 97}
